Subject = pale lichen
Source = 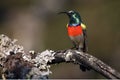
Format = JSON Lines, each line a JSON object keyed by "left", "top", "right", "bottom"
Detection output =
{"left": 0, "top": 34, "right": 54, "bottom": 78}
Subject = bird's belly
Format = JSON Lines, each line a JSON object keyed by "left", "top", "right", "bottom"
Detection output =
{"left": 69, "top": 35, "right": 83, "bottom": 44}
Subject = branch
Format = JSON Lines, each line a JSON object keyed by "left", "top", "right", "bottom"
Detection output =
{"left": 0, "top": 34, "right": 120, "bottom": 79}
{"left": 50, "top": 50, "right": 120, "bottom": 79}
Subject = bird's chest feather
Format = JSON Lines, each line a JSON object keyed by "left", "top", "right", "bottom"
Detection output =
{"left": 67, "top": 25, "right": 83, "bottom": 36}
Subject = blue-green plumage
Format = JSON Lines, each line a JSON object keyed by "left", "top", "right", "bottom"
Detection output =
{"left": 68, "top": 11, "right": 82, "bottom": 26}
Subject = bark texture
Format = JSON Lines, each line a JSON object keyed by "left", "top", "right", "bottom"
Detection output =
{"left": 0, "top": 34, "right": 120, "bottom": 79}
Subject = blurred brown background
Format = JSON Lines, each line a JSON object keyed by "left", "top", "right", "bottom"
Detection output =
{"left": 0, "top": 0, "right": 120, "bottom": 79}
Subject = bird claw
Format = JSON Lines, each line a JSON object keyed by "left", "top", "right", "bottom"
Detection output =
{"left": 70, "top": 47, "right": 83, "bottom": 52}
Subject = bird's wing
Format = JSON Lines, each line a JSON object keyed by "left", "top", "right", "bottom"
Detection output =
{"left": 81, "top": 23, "right": 88, "bottom": 52}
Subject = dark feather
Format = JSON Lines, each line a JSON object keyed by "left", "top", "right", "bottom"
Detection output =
{"left": 83, "top": 29, "right": 88, "bottom": 52}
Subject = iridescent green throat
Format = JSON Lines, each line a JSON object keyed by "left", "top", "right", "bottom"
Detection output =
{"left": 69, "top": 13, "right": 82, "bottom": 26}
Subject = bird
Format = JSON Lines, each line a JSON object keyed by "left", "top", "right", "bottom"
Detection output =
{"left": 58, "top": 10, "right": 90, "bottom": 71}
{"left": 59, "top": 10, "right": 88, "bottom": 53}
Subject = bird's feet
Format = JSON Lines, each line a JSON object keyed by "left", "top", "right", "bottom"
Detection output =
{"left": 70, "top": 46, "right": 83, "bottom": 52}
{"left": 70, "top": 46, "right": 80, "bottom": 51}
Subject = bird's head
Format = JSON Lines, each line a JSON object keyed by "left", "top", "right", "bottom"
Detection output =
{"left": 59, "top": 10, "right": 82, "bottom": 26}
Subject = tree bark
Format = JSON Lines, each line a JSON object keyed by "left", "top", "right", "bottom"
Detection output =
{"left": 49, "top": 49, "right": 120, "bottom": 79}
{"left": 0, "top": 34, "right": 120, "bottom": 79}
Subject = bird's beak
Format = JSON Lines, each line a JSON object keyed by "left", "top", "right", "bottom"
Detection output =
{"left": 58, "top": 11, "right": 68, "bottom": 15}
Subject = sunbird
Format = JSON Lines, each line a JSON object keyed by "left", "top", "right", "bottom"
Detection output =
{"left": 59, "top": 10, "right": 88, "bottom": 52}
{"left": 59, "top": 10, "right": 90, "bottom": 71}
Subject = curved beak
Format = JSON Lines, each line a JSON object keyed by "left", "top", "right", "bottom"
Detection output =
{"left": 58, "top": 11, "right": 68, "bottom": 15}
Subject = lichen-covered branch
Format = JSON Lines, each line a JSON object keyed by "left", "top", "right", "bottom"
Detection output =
{"left": 0, "top": 34, "right": 53, "bottom": 79}
{"left": 0, "top": 34, "right": 120, "bottom": 79}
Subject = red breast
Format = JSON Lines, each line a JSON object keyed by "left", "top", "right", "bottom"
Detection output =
{"left": 67, "top": 25, "right": 83, "bottom": 36}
